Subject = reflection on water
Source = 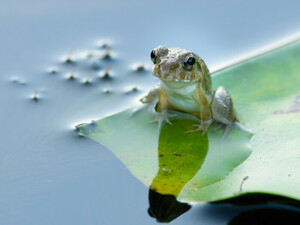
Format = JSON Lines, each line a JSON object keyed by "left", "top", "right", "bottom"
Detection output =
{"left": 228, "top": 208, "right": 300, "bottom": 225}
{"left": 77, "top": 105, "right": 253, "bottom": 223}
{"left": 0, "top": 32, "right": 157, "bottom": 224}
{"left": 148, "top": 189, "right": 191, "bottom": 223}
{"left": 3, "top": 0, "right": 300, "bottom": 224}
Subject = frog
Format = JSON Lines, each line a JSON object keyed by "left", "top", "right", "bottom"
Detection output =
{"left": 140, "top": 45, "right": 236, "bottom": 137}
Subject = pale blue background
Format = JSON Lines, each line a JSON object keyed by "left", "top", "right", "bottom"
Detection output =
{"left": 1, "top": 0, "right": 300, "bottom": 224}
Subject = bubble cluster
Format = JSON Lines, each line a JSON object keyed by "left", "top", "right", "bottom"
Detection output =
{"left": 31, "top": 90, "right": 39, "bottom": 102}
{"left": 99, "top": 64, "right": 113, "bottom": 80}
{"left": 126, "top": 86, "right": 139, "bottom": 94}
{"left": 65, "top": 71, "right": 77, "bottom": 80}
{"left": 97, "top": 39, "right": 111, "bottom": 49}
{"left": 10, "top": 76, "right": 26, "bottom": 85}
{"left": 81, "top": 76, "right": 92, "bottom": 85}
{"left": 132, "top": 62, "right": 149, "bottom": 72}
{"left": 48, "top": 67, "right": 59, "bottom": 74}
{"left": 103, "top": 88, "right": 111, "bottom": 94}
{"left": 61, "top": 48, "right": 76, "bottom": 64}
{"left": 10, "top": 37, "right": 152, "bottom": 106}
{"left": 50, "top": 41, "right": 117, "bottom": 88}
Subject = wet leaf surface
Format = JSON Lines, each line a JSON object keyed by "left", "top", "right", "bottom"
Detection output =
{"left": 77, "top": 106, "right": 252, "bottom": 201}
{"left": 78, "top": 40, "right": 300, "bottom": 205}
{"left": 179, "top": 40, "right": 300, "bottom": 204}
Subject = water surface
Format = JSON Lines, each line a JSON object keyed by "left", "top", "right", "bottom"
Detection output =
{"left": 2, "top": 0, "right": 300, "bottom": 224}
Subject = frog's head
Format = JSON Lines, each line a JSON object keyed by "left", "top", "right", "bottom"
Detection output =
{"left": 150, "top": 46, "right": 209, "bottom": 82}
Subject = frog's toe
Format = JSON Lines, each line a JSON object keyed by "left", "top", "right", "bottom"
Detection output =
{"left": 212, "top": 124, "right": 225, "bottom": 133}
{"left": 148, "top": 111, "right": 177, "bottom": 129}
{"left": 186, "top": 120, "right": 212, "bottom": 135}
{"left": 218, "top": 122, "right": 252, "bottom": 142}
{"left": 233, "top": 122, "right": 253, "bottom": 134}
{"left": 219, "top": 124, "right": 232, "bottom": 142}
{"left": 186, "top": 124, "right": 208, "bottom": 136}
{"left": 161, "top": 114, "right": 173, "bottom": 126}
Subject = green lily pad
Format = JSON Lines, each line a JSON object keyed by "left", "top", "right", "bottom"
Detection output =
{"left": 77, "top": 108, "right": 252, "bottom": 197}
{"left": 77, "top": 40, "right": 300, "bottom": 204}
{"left": 179, "top": 41, "right": 300, "bottom": 203}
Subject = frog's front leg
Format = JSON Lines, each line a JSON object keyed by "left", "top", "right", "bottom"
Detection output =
{"left": 149, "top": 88, "right": 176, "bottom": 128}
{"left": 139, "top": 84, "right": 161, "bottom": 115}
{"left": 140, "top": 84, "right": 160, "bottom": 104}
{"left": 187, "top": 84, "right": 212, "bottom": 135}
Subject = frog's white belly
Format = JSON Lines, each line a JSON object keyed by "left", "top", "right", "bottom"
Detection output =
{"left": 160, "top": 80, "right": 200, "bottom": 113}
{"left": 168, "top": 94, "right": 199, "bottom": 112}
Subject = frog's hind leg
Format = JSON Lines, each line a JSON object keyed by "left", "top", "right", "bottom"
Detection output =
{"left": 212, "top": 86, "right": 235, "bottom": 124}
{"left": 211, "top": 86, "right": 235, "bottom": 141}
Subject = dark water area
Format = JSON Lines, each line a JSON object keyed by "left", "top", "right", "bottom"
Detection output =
{"left": 1, "top": 0, "right": 300, "bottom": 224}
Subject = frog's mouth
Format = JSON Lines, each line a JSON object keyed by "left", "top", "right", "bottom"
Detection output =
{"left": 157, "top": 76, "right": 198, "bottom": 83}
{"left": 153, "top": 71, "right": 200, "bottom": 83}
{"left": 153, "top": 63, "right": 200, "bottom": 82}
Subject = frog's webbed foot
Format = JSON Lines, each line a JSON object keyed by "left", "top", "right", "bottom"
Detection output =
{"left": 213, "top": 122, "right": 252, "bottom": 142}
{"left": 217, "top": 123, "right": 233, "bottom": 142}
{"left": 186, "top": 119, "right": 212, "bottom": 136}
{"left": 149, "top": 111, "right": 177, "bottom": 129}
{"left": 232, "top": 122, "right": 252, "bottom": 134}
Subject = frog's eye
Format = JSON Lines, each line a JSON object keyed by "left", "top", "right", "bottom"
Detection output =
{"left": 183, "top": 56, "right": 195, "bottom": 71}
{"left": 150, "top": 50, "right": 157, "bottom": 64}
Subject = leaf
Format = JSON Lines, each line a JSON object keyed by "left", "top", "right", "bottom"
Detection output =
{"left": 77, "top": 40, "right": 300, "bottom": 204}
{"left": 77, "top": 107, "right": 252, "bottom": 199}
{"left": 179, "top": 41, "right": 300, "bottom": 203}
{"left": 150, "top": 119, "right": 209, "bottom": 197}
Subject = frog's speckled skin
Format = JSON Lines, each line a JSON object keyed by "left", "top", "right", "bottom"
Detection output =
{"left": 141, "top": 46, "right": 236, "bottom": 135}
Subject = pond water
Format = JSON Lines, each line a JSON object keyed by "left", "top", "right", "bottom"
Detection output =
{"left": 1, "top": 0, "right": 300, "bottom": 224}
